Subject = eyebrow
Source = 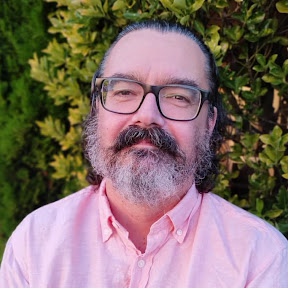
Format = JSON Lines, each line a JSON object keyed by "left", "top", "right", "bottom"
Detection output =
{"left": 107, "top": 73, "right": 201, "bottom": 89}
{"left": 164, "top": 76, "right": 201, "bottom": 88}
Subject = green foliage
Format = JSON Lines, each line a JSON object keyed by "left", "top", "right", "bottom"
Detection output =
{"left": 225, "top": 126, "right": 288, "bottom": 228}
{"left": 0, "top": 0, "right": 62, "bottom": 257}
{"left": 1, "top": 0, "right": 287, "bottom": 260}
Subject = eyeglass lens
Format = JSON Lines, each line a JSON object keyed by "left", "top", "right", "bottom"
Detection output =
{"left": 101, "top": 78, "right": 202, "bottom": 120}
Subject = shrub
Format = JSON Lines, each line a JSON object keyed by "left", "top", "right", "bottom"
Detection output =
{"left": 6, "top": 0, "right": 288, "bottom": 245}
{"left": 0, "top": 0, "right": 61, "bottom": 256}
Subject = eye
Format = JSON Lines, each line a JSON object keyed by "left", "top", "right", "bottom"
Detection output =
{"left": 164, "top": 94, "right": 191, "bottom": 104}
{"left": 114, "top": 89, "right": 136, "bottom": 96}
{"left": 172, "top": 94, "right": 190, "bottom": 102}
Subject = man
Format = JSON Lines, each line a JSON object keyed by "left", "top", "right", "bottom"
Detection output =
{"left": 0, "top": 20, "right": 287, "bottom": 287}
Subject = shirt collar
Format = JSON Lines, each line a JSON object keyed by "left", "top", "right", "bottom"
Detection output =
{"left": 98, "top": 179, "right": 114, "bottom": 242}
{"left": 166, "top": 183, "right": 201, "bottom": 243}
{"left": 98, "top": 179, "right": 201, "bottom": 244}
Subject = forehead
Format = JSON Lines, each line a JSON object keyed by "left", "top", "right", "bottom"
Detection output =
{"left": 103, "top": 29, "right": 208, "bottom": 89}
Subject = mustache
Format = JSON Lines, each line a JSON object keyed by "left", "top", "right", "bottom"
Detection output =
{"left": 112, "top": 125, "right": 181, "bottom": 156}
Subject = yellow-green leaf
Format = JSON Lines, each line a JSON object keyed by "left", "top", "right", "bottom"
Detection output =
{"left": 276, "top": 0, "right": 288, "bottom": 13}
{"left": 265, "top": 209, "right": 283, "bottom": 219}
{"left": 112, "top": 0, "right": 126, "bottom": 10}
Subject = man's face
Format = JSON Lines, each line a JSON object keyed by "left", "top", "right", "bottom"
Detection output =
{"left": 86, "top": 30, "right": 216, "bottom": 206}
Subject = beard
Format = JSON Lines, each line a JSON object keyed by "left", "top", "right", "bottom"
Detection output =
{"left": 83, "top": 110, "right": 213, "bottom": 207}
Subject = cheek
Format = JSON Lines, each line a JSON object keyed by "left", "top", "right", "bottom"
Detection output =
{"left": 97, "top": 110, "right": 130, "bottom": 146}
{"left": 169, "top": 117, "right": 209, "bottom": 157}
{"left": 169, "top": 124, "right": 196, "bottom": 155}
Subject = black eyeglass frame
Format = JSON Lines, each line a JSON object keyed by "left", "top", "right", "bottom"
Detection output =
{"left": 93, "top": 77, "right": 213, "bottom": 121}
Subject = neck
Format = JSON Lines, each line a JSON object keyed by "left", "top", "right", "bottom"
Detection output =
{"left": 105, "top": 179, "right": 186, "bottom": 253}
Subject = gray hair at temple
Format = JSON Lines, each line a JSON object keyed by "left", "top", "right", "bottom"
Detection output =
{"left": 84, "top": 20, "right": 228, "bottom": 193}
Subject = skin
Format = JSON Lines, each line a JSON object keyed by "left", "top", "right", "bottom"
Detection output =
{"left": 96, "top": 29, "right": 217, "bottom": 252}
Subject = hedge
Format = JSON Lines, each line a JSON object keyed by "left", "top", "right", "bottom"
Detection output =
{"left": 1, "top": 0, "right": 288, "bottom": 258}
{"left": 0, "top": 0, "right": 61, "bottom": 257}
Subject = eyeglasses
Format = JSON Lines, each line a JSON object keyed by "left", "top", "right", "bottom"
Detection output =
{"left": 93, "top": 77, "right": 212, "bottom": 121}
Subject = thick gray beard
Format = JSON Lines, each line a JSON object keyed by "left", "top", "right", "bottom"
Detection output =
{"left": 84, "top": 112, "right": 213, "bottom": 207}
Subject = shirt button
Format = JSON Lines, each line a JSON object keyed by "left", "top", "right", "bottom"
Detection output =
{"left": 137, "top": 259, "right": 145, "bottom": 268}
{"left": 176, "top": 229, "right": 183, "bottom": 236}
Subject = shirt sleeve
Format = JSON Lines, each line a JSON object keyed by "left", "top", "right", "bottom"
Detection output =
{"left": 0, "top": 238, "right": 29, "bottom": 288}
{"left": 246, "top": 247, "right": 288, "bottom": 288}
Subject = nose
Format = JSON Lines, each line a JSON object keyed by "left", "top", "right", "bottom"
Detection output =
{"left": 131, "top": 93, "right": 165, "bottom": 128}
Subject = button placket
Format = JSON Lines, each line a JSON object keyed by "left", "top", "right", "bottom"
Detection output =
{"left": 130, "top": 256, "right": 151, "bottom": 288}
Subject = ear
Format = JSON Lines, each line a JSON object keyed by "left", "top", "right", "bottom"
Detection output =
{"left": 208, "top": 106, "right": 217, "bottom": 134}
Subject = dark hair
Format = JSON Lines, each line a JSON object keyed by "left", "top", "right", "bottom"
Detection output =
{"left": 85, "top": 20, "right": 228, "bottom": 193}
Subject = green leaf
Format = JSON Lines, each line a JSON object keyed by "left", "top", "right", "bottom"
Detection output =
{"left": 180, "top": 15, "right": 190, "bottom": 25}
{"left": 279, "top": 133, "right": 288, "bottom": 148}
{"left": 173, "top": 0, "right": 187, "bottom": 9}
{"left": 242, "top": 133, "right": 259, "bottom": 149}
{"left": 253, "top": 65, "right": 265, "bottom": 72}
{"left": 246, "top": 3, "right": 257, "bottom": 19}
{"left": 244, "top": 33, "right": 260, "bottom": 43}
{"left": 112, "top": 0, "right": 126, "bottom": 11}
{"left": 103, "top": 0, "right": 109, "bottom": 13}
{"left": 256, "top": 198, "right": 264, "bottom": 214}
{"left": 280, "top": 156, "right": 288, "bottom": 173}
{"left": 255, "top": 54, "right": 266, "bottom": 67}
{"left": 259, "top": 152, "right": 274, "bottom": 166}
{"left": 268, "top": 54, "right": 278, "bottom": 64}
{"left": 160, "top": 0, "right": 182, "bottom": 13}
{"left": 29, "top": 54, "right": 51, "bottom": 84}
{"left": 247, "top": 10, "right": 265, "bottom": 25}
{"left": 50, "top": 153, "right": 72, "bottom": 179}
{"left": 207, "top": 25, "right": 220, "bottom": 34}
{"left": 283, "top": 59, "right": 288, "bottom": 75}
{"left": 278, "top": 223, "right": 288, "bottom": 234}
{"left": 277, "top": 186, "right": 288, "bottom": 209}
{"left": 59, "top": 126, "right": 81, "bottom": 151}
{"left": 264, "top": 146, "right": 284, "bottom": 163}
{"left": 234, "top": 74, "right": 249, "bottom": 93}
{"left": 68, "top": 108, "right": 83, "bottom": 126}
{"left": 269, "top": 63, "right": 284, "bottom": 78}
{"left": 260, "top": 28, "right": 274, "bottom": 37}
{"left": 262, "top": 75, "right": 283, "bottom": 85}
{"left": 205, "top": 26, "right": 222, "bottom": 58}
{"left": 260, "top": 134, "right": 273, "bottom": 145}
{"left": 78, "top": 8, "right": 102, "bottom": 17}
{"left": 215, "top": 0, "right": 228, "bottom": 8}
{"left": 276, "top": 0, "right": 288, "bottom": 13}
{"left": 271, "top": 125, "right": 283, "bottom": 139}
{"left": 36, "top": 116, "right": 65, "bottom": 141}
{"left": 193, "top": 19, "right": 205, "bottom": 36}
{"left": 189, "top": 0, "right": 205, "bottom": 12}
{"left": 258, "top": 19, "right": 276, "bottom": 37}
{"left": 265, "top": 209, "right": 283, "bottom": 219}
{"left": 242, "top": 91, "right": 256, "bottom": 102}
{"left": 224, "top": 26, "right": 244, "bottom": 43}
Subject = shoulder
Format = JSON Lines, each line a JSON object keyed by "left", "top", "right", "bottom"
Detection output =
{"left": 26, "top": 185, "right": 98, "bottom": 222}
{"left": 1, "top": 185, "right": 102, "bottom": 282}
{"left": 10, "top": 185, "right": 101, "bottom": 244}
{"left": 202, "top": 192, "right": 287, "bottom": 249}
{"left": 199, "top": 192, "right": 288, "bottom": 284}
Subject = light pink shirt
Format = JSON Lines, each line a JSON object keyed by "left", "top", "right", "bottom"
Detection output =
{"left": 0, "top": 180, "right": 287, "bottom": 287}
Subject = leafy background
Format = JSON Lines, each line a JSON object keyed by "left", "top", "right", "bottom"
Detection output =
{"left": 1, "top": 0, "right": 288, "bottom": 258}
